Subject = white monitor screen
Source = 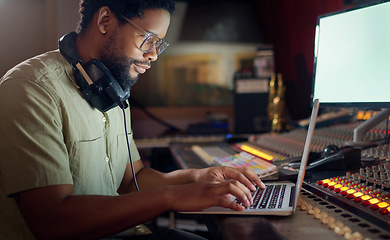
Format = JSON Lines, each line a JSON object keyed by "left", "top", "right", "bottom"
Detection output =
{"left": 312, "top": 1, "right": 390, "bottom": 108}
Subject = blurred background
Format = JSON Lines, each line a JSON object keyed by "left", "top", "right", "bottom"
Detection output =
{"left": 0, "top": 0, "right": 372, "bottom": 138}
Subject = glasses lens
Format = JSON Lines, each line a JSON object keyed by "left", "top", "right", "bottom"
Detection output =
{"left": 140, "top": 35, "right": 154, "bottom": 52}
{"left": 155, "top": 41, "right": 169, "bottom": 55}
{"left": 140, "top": 34, "right": 169, "bottom": 55}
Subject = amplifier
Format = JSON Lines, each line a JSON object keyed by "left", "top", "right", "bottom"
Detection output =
{"left": 234, "top": 78, "right": 270, "bottom": 134}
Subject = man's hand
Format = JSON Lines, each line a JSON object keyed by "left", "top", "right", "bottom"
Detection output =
{"left": 166, "top": 180, "right": 253, "bottom": 212}
{"left": 193, "top": 166, "right": 265, "bottom": 192}
{"left": 163, "top": 166, "right": 266, "bottom": 212}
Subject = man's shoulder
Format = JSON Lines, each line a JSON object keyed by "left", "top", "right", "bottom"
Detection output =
{"left": 1, "top": 50, "right": 70, "bottom": 84}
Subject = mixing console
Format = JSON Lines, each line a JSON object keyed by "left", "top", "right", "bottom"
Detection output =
{"left": 304, "top": 161, "right": 390, "bottom": 230}
{"left": 246, "top": 120, "right": 390, "bottom": 238}
{"left": 298, "top": 187, "right": 390, "bottom": 240}
{"left": 251, "top": 120, "right": 390, "bottom": 162}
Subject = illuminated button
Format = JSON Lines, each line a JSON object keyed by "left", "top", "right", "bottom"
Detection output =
{"left": 240, "top": 145, "right": 273, "bottom": 161}
{"left": 347, "top": 194, "right": 355, "bottom": 199}
{"left": 353, "top": 192, "right": 364, "bottom": 198}
{"left": 363, "top": 198, "right": 379, "bottom": 206}
{"left": 362, "top": 200, "right": 370, "bottom": 206}
{"left": 379, "top": 206, "right": 390, "bottom": 214}
{"left": 370, "top": 204, "right": 380, "bottom": 210}
{"left": 377, "top": 202, "right": 389, "bottom": 208}
{"left": 321, "top": 179, "right": 330, "bottom": 184}
{"left": 340, "top": 187, "right": 351, "bottom": 196}
{"left": 334, "top": 188, "right": 341, "bottom": 193}
{"left": 351, "top": 192, "right": 364, "bottom": 201}
{"left": 369, "top": 198, "right": 380, "bottom": 204}
{"left": 361, "top": 195, "right": 372, "bottom": 201}
{"left": 328, "top": 182, "right": 336, "bottom": 190}
{"left": 369, "top": 200, "right": 387, "bottom": 210}
{"left": 333, "top": 184, "right": 343, "bottom": 191}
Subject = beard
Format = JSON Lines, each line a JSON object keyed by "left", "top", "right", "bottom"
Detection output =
{"left": 99, "top": 30, "right": 146, "bottom": 94}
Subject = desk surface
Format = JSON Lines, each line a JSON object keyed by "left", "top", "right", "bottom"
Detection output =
{"left": 169, "top": 142, "right": 388, "bottom": 240}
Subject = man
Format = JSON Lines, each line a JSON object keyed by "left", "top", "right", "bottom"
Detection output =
{"left": 0, "top": 0, "right": 264, "bottom": 239}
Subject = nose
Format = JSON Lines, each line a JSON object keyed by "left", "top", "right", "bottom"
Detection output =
{"left": 144, "top": 49, "right": 158, "bottom": 62}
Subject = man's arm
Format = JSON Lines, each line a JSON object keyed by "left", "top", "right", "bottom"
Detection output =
{"left": 118, "top": 160, "right": 264, "bottom": 194}
{"left": 118, "top": 161, "right": 199, "bottom": 193}
{"left": 16, "top": 184, "right": 171, "bottom": 240}
{"left": 17, "top": 162, "right": 256, "bottom": 240}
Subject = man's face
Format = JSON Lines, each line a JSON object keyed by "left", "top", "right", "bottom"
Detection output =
{"left": 100, "top": 9, "right": 170, "bottom": 93}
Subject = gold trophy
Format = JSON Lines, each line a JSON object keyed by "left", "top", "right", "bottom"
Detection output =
{"left": 267, "top": 73, "right": 287, "bottom": 132}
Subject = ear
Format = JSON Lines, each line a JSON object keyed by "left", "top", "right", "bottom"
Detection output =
{"left": 96, "top": 7, "right": 112, "bottom": 34}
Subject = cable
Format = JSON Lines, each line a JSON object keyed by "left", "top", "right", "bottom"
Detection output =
{"left": 129, "top": 96, "right": 183, "bottom": 134}
{"left": 122, "top": 107, "right": 140, "bottom": 192}
{"left": 122, "top": 106, "right": 162, "bottom": 240}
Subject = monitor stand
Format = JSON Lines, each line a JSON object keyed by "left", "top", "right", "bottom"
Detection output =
{"left": 345, "top": 108, "right": 390, "bottom": 148}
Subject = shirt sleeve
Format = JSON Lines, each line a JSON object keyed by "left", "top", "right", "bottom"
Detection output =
{"left": 0, "top": 77, "right": 73, "bottom": 196}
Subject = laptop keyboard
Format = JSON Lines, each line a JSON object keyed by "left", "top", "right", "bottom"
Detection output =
{"left": 236, "top": 184, "right": 287, "bottom": 209}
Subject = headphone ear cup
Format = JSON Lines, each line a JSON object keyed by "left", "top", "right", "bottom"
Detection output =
{"left": 59, "top": 32, "right": 130, "bottom": 112}
{"left": 74, "top": 60, "right": 129, "bottom": 112}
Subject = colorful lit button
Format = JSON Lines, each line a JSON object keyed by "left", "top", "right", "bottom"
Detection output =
{"left": 370, "top": 201, "right": 387, "bottom": 210}
{"left": 333, "top": 184, "right": 343, "bottom": 192}
{"left": 339, "top": 187, "right": 350, "bottom": 195}
{"left": 379, "top": 207, "right": 390, "bottom": 214}
{"left": 328, "top": 182, "right": 336, "bottom": 190}
{"left": 377, "top": 202, "right": 389, "bottom": 208}
{"left": 361, "top": 195, "right": 372, "bottom": 201}
{"left": 322, "top": 179, "right": 330, "bottom": 184}
{"left": 346, "top": 189, "right": 356, "bottom": 194}
{"left": 370, "top": 204, "right": 380, "bottom": 210}
{"left": 369, "top": 198, "right": 380, "bottom": 204}
{"left": 363, "top": 198, "right": 379, "bottom": 206}
{"left": 350, "top": 192, "right": 363, "bottom": 201}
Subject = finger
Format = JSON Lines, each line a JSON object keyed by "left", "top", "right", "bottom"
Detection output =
{"left": 222, "top": 198, "right": 246, "bottom": 211}
{"left": 253, "top": 177, "right": 266, "bottom": 189}
{"left": 225, "top": 180, "right": 253, "bottom": 207}
{"left": 223, "top": 167, "right": 259, "bottom": 191}
{"left": 238, "top": 167, "right": 266, "bottom": 189}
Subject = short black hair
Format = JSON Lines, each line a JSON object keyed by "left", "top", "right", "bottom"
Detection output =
{"left": 77, "top": 0, "right": 176, "bottom": 33}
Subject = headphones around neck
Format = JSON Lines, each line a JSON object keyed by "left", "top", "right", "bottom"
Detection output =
{"left": 58, "top": 32, "right": 129, "bottom": 112}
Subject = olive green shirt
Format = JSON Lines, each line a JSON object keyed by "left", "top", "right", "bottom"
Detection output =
{"left": 0, "top": 50, "right": 140, "bottom": 239}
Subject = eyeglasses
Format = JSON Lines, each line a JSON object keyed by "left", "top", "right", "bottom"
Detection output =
{"left": 119, "top": 15, "right": 169, "bottom": 56}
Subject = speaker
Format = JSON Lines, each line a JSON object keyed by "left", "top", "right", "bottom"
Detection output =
{"left": 58, "top": 32, "right": 129, "bottom": 112}
{"left": 234, "top": 78, "right": 271, "bottom": 134}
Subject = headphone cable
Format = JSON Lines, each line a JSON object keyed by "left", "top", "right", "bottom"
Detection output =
{"left": 122, "top": 107, "right": 140, "bottom": 191}
{"left": 122, "top": 107, "right": 162, "bottom": 240}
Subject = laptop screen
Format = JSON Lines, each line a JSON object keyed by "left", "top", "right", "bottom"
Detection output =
{"left": 293, "top": 99, "right": 319, "bottom": 211}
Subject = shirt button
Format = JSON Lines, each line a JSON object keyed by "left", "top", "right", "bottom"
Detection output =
{"left": 102, "top": 116, "right": 107, "bottom": 123}
{"left": 105, "top": 157, "right": 110, "bottom": 163}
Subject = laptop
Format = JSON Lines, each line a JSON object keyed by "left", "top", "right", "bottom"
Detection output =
{"left": 183, "top": 99, "right": 320, "bottom": 216}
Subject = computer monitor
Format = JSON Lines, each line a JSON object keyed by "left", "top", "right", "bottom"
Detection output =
{"left": 312, "top": 0, "right": 390, "bottom": 147}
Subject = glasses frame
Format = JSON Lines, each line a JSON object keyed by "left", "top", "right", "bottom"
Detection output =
{"left": 119, "top": 15, "right": 169, "bottom": 56}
